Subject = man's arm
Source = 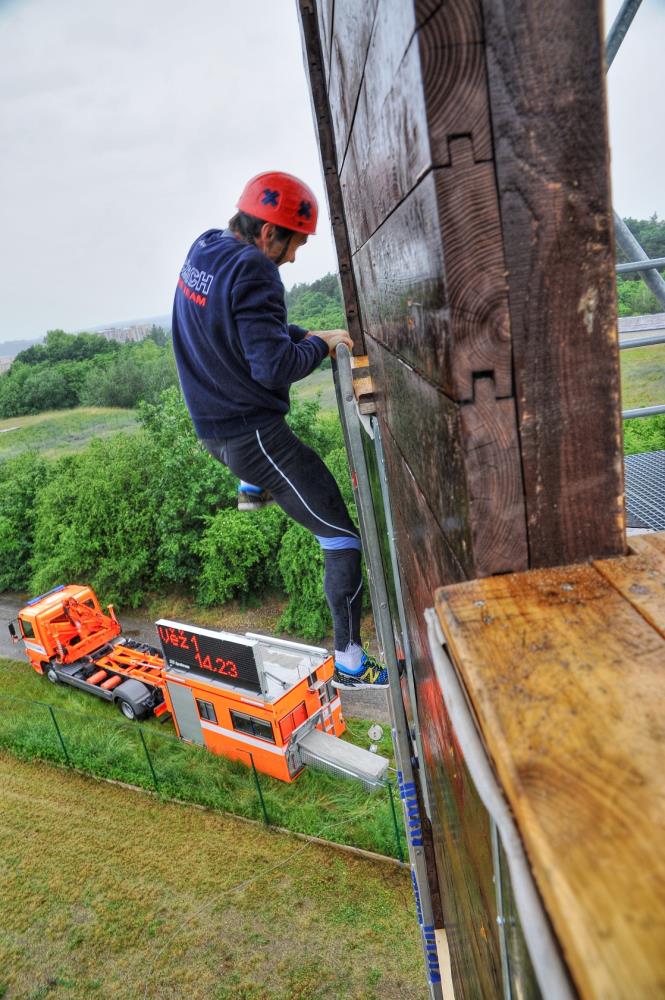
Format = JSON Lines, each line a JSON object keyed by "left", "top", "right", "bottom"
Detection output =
{"left": 288, "top": 324, "right": 309, "bottom": 343}
{"left": 232, "top": 263, "right": 328, "bottom": 388}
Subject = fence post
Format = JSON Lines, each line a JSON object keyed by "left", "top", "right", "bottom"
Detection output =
{"left": 138, "top": 727, "right": 159, "bottom": 791}
{"left": 48, "top": 705, "right": 70, "bottom": 766}
{"left": 249, "top": 752, "right": 270, "bottom": 825}
{"left": 387, "top": 780, "right": 404, "bottom": 863}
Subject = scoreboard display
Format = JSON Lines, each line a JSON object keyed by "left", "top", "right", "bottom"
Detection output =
{"left": 156, "top": 619, "right": 262, "bottom": 692}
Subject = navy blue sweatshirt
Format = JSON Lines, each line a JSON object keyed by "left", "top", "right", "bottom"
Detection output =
{"left": 172, "top": 229, "right": 328, "bottom": 438}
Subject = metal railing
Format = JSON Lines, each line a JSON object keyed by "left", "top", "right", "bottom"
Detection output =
{"left": 607, "top": 0, "right": 665, "bottom": 421}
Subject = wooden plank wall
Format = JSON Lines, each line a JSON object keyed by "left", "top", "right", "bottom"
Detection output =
{"left": 298, "top": 1, "right": 624, "bottom": 995}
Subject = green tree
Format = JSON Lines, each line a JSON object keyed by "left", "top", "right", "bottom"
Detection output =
{"left": 79, "top": 339, "right": 178, "bottom": 408}
{"left": 197, "top": 506, "right": 287, "bottom": 606}
{"left": 14, "top": 329, "right": 117, "bottom": 366}
{"left": 277, "top": 522, "right": 329, "bottom": 640}
{"left": 30, "top": 433, "right": 160, "bottom": 607}
{"left": 621, "top": 214, "right": 665, "bottom": 265}
{"left": 286, "top": 273, "right": 346, "bottom": 331}
{"left": 0, "top": 451, "right": 52, "bottom": 590}
{"left": 148, "top": 324, "right": 170, "bottom": 347}
{"left": 137, "top": 387, "right": 237, "bottom": 588}
{"left": 616, "top": 276, "right": 662, "bottom": 317}
{"left": 623, "top": 414, "right": 665, "bottom": 455}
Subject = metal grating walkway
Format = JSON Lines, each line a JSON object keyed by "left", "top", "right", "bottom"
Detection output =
{"left": 624, "top": 450, "right": 665, "bottom": 530}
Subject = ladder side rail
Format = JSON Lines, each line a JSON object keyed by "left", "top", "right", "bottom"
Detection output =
{"left": 335, "top": 345, "right": 444, "bottom": 999}
{"left": 370, "top": 415, "right": 432, "bottom": 820}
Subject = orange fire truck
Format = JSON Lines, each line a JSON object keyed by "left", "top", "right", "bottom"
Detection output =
{"left": 9, "top": 583, "right": 388, "bottom": 785}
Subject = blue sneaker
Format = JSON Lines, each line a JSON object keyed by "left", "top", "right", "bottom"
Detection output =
{"left": 331, "top": 651, "right": 389, "bottom": 689}
{"left": 237, "top": 483, "right": 274, "bottom": 512}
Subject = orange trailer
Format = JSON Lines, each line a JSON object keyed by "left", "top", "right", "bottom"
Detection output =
{"left": 10, "top": 585, "right": 387, "bottom": 786}
{"left": 157, "top": 619, "right": 343, "bottom": 782}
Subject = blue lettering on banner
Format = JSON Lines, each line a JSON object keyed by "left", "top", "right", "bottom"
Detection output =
{"left": 422, "top": 925, "right": 441, "bottom": 984}
{"left": 398, "top": 771, "right": 423, "bottom": 847}
{"left": 411, "top": 867, "right": 423, "bottom": 926}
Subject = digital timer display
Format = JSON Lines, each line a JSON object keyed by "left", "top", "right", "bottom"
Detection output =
{"left": 155, "top": 619, "right": 262, "bottom": 692}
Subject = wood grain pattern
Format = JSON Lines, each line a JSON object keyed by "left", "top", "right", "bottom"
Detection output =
{"left": 340, "top": 0, "right": 491, "bottom": 253}
{"left": 418, "top": 0, "right": 490, "bottom": 163}
{"left": 435, "top": 140, "right": 512, "bottom": 400}
{"left": 367, "top": 336, "right": 475, "bottom": 577}
{"left": 435, "top": 563, "right": 665, "bottom": 999}
{"left": 379, "top": 417, "right": 470, "bottom": 589}
{"left": 481, "top": 0, "right": 625, "bottom": 566}
{"left": 315, "top": 0, "right": 334, "bottom": 85}
{"left": 355, "top": 167, "right": 513, "bottom": 402}
{"left": 460, "top": 376, "right": 528, "bottom": 575}
{"left": 594, "top": 531, "right": 665, "bottom": 637}
{"left": 368, "top": 337, "right": 527, "bottom": 575}
{"left": 327, "top": 0, "right": 378, "bottom": 166}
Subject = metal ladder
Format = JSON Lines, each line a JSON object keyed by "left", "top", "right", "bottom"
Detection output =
{"left": 311, "top": 677, "right": 335, "bottom": 733}
{"left": 333, "top": 344, "right": 445, "bottom": 1000}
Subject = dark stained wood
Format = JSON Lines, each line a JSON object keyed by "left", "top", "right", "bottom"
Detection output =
{"left": 299, "top": 2, "right": 628, "bottom": 995}
{"left": 341, "top": 0, "right": 491, "bottom": 253}
{"left": 314, "top": 0, "right": 334, "bottom": 85}
{"left": 481, "top": 0, "right": 625, "bottom": 566}
{"left": 380, "top": 417, "right": 470, "bottom": 589}
{"left": 368, "top": 338, "right": 527, "bottom": 576}
{"left": 460, "top": 376, "right": 528, "bottom": 575}
{"left": 418, "top": 0, "right": 490, "bottom": 164}
{"left": 353, "top": 170, "right": 448, "bottom": 386}
{"left": 435, "top": 141, "right": 512, "bottom": 400}
{"left": 296, "top": 1, "right": 365, "bottom": 352}
{"left": 367, "top": 337, "right": 475, "bottom": 578}
{"left": 327, "top": 0, "right": 378, "bottom": 166}
{"left": 401, "top": 578, "right": 503, "bottom": 999}
{"left": 355, "top": 168, "right": 513, "bottom": 402}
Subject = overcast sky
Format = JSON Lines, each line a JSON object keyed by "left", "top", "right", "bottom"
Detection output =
{"left": 0, "top": 0, "right": 663, "bottom": 343}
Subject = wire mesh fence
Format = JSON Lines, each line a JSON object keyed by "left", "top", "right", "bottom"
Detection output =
{"left": 0, "top": 692, "right": 404, "bottom": 861}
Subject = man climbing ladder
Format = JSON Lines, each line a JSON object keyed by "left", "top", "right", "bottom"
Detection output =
{"left": 172, "top": 170, "right": 387, "bottom": 689}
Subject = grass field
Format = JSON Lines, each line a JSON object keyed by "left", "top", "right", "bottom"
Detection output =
{"left": 0, "top": 752, "right": 426, "bottom": 1000}
{"left": 619, "top": 343, "right": 665, "bottom": 410}
{"left": 0, "top": 658, "right": 402, "bottom": 860}
{"left": 0, "top": 408, "right": 138, "bottom": 461}
{"left": 291, "top": 366, "right": 337, "bottom": 413}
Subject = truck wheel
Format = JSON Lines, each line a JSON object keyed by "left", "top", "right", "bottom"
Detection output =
{"left": 46, "top": 667, "right": 60, "bottom": 684}
{"left": 118, "top": 699, "right": 138, "bottom": 721}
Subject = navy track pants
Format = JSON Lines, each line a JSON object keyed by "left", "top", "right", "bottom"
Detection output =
{"left": 202, "top": 418, "right": 363, "bottom": 651}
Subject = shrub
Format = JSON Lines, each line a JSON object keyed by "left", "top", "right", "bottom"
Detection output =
{"left": 196, "top": 505, "right": 287, "bottom": 606}
{"left": 0, "top": 452, "right": 52, "bottom": 590}
{"left": 30, "top": 433, "right": 160, "bottom": 607}
{"left": 138, "top": 388, "right": 238, "bottom": 588}
{"left": 80, "top": 340, "right": 178, "bottom": 408}
{"left": 623, "top": 414, "right": 665, "bottom": 455}
{"left": 277, "top": 523, "right": 329, "bottom": 640}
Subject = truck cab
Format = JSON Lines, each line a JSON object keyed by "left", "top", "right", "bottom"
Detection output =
{"left": 16, "top": 584, "right": 120, "bottom": 674}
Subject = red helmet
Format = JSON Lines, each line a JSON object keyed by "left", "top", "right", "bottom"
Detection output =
{"left": 237, "top": 171, "right": 318, "bottom": 235}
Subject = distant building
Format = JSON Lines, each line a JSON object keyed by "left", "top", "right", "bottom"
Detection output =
{"left": 0, "top": 357, "right": 12, "bottom": 374}
{"left": 96, "top": 325, "right": 150, "bottom": 344}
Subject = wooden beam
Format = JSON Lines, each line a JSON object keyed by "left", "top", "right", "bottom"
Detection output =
{"left": 481, "top": 0, "right": 625, "bottom": 566}
{"left": 367, "top": 337, "right": 528, "bottom": 577}
{"left": 435, "top": 557, "right": 665, "bottom": 998}
{"left": 327, "top": 0, "right": 378, "bottom": 167}
{"left": 296, "top": 1, "right": 365, "bottom": 353}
